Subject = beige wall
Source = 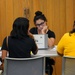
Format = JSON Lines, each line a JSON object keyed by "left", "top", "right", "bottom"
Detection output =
{"left": 0, "top": 0, "right": 74, "bottom": 45}
{"left": 0, "top": 0, "right": 75, "bottom": 75}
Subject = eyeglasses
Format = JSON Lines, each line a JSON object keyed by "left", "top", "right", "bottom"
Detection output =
{"left": 36, "top": 22, "right": 45, "bottom": 26}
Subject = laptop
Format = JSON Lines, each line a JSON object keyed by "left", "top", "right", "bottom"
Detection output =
{"left": 33, "top": 34, "right": 48, "bottom": 50}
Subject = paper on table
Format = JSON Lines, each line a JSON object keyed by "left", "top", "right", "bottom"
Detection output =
{"left": 50, "top": 45, "right": 57, "bottom": 51}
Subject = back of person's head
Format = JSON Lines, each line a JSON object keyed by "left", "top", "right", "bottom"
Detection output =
{"left": 69, "top": 20, "right": 75, "bottom": 35}
{"left": 10, "top": 17, "right": 29, "bottom": 39}
{"left": 34, "top": 11, "right": 47, "bottom": 24}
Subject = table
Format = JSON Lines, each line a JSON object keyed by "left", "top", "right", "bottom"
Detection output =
{"left": 0, "top": 46, "right": 58, "bottom": 57}
{"left": 0, "top": 46, "right": 59, "bottom": 75}
{"left": 35, "top": 46, "right": 59, "bottom": 75}
{"left": 36, "top": 46, "right": 58, "bottom": 57}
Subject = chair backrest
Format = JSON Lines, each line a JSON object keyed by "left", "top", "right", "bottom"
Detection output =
{"left": 62, "top": 56, "right": 75, "bottom": 75}
{"left": 3, "top": 56, "right": 45, "bottom": 75}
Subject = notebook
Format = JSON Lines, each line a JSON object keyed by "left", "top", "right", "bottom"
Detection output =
{"left": 33, "top": 34, "right": 48, "bottom": 50}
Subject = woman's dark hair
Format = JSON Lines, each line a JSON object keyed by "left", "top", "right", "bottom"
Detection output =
{"left": 10, "top": 17, "right": 29, "bottom": 39}
{"left": 69, "top": 21, "right": 75, "bottom": 36}
{"left": 34, "top": 11, "right": 47, "bottom": 24}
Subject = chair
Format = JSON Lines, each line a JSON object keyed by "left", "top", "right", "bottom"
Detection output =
{"left": 62, "top": 56, "right": 75, "bottom": 75}
{"left": 3, "top": 56, "right": 45, "bottom": 75}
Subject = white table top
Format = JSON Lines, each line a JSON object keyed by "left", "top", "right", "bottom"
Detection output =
{"left": 36, "top": 46, "right": 58, "bottom": 57}
{"left": 0, "top": 46, "right": 58, "bottom": 57}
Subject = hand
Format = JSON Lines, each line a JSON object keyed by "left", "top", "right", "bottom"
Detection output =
{"left": 28, "top": 31, "right": 34, "bottom": 39}
{"left": 41, "top": 25, "right": 48, "bottom": 34}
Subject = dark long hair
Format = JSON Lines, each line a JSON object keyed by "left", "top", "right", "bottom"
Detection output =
{"left": 34, "top": 11, "right": 47, "bottom": 24}
{"left": 69, "top": 21, "right": 75, "bottom": 36}
{"left": 10, "top": 17, "right": 29, "bottom": 39}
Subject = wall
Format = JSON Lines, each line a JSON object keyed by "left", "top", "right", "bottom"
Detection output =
{"left": 0, "top": 0, "right": 74, "bottom": 45}
{"left": 0, "top": 0, "right": 74, "bottom": 75}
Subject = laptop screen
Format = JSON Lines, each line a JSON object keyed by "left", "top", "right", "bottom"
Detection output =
{"left": 33, "top": 34, "right": 48, "bottom": 50}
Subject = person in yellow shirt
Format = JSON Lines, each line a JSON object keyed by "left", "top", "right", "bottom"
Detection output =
{"left": 57, "top": 21, "right": 75, "bottom": 56}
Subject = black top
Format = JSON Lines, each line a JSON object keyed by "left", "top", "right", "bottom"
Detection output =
{"left": 30, "top": 27, "right": 55, "bottom": 38}
{"left": 1, "top": 36, "right": 37, "bottom": 58}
